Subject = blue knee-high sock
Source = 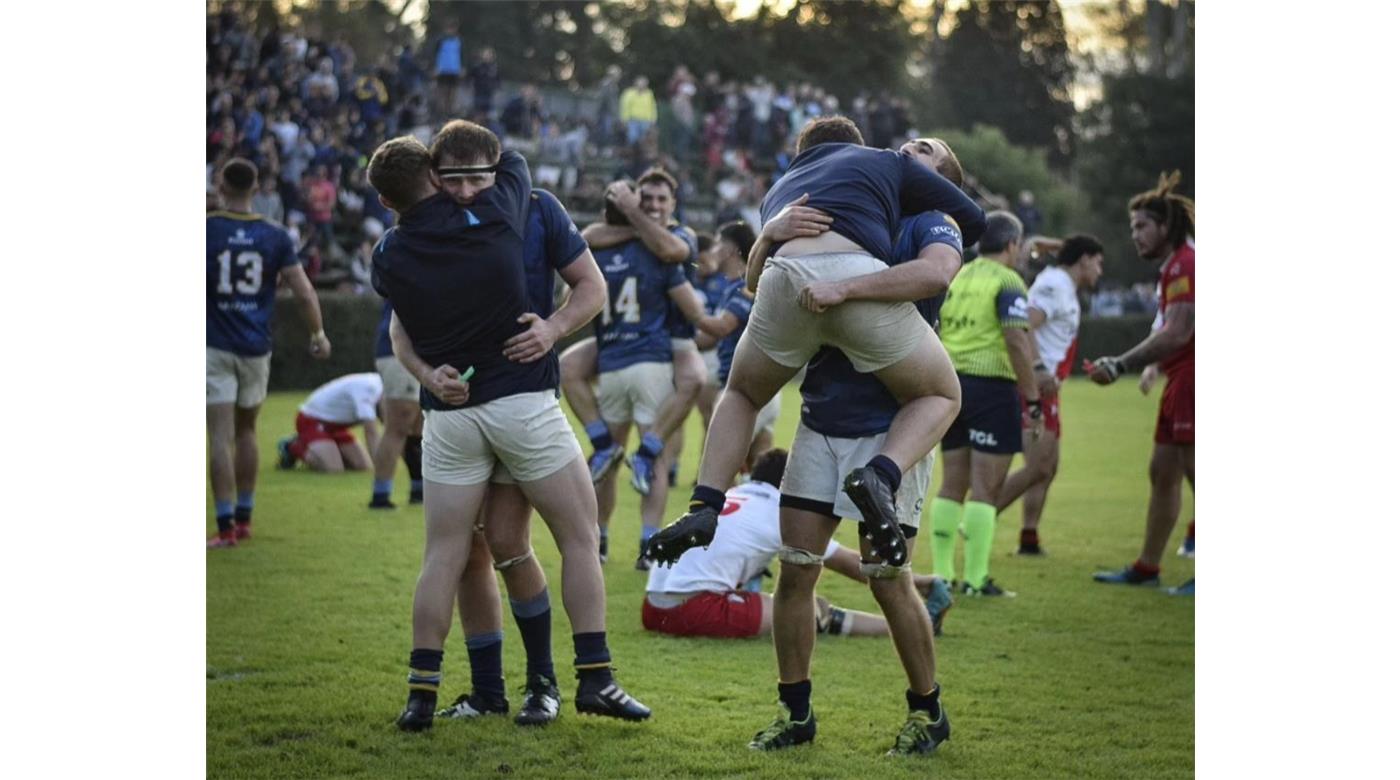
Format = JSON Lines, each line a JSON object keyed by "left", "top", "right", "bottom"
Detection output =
{"left": 372, "top": 479, "right": 393, "bottom": 501}
{"left": 510, "top": 588, "right": 556, "bottom": 682}
{"left": 214, "top": 500, "right": 235, "bottom": 533}
{"left": 465, "top": 631, "right": 505, "bottom": 700}
{"left": 234, "top": 492, "right": 254, "bottom": 523}
{"left": 585, "top": 420, "right": 613, "bottom": 452}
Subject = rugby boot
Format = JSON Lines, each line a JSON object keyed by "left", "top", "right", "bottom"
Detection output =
{"left": 886, "top": 706, "right": 950, "bottom": 757}
{"left": 644, "top": 506, "right": 719, "bottom": 564}
{"left": 748, "top": 703, "right": 816, "bottom": 750}
{"left": 842, "top": 466, "right": 908, "bottom": 567}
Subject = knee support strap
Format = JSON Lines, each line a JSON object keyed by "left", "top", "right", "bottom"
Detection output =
{"left": 778, "top": 546, "right": 824, "bottom": 567}
{"left": 817, "top": 606, "right": 853, "bottom": 636}
{"left": 860, "top": 560, "right": 911, "bottom": 580}
{"left": 493, "top": 549, "right": 534, "bottom": 572}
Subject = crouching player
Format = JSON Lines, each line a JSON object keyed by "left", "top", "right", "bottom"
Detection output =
{"left": 643, "top": 450, "right": 948, "bottom": 639}
{"left": 276, "top": 372, "right": 383, "bottom": 472}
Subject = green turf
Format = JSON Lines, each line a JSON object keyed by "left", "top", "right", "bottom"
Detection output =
{"left": 208, "top": 378, "right": 1193, "bottom": 779}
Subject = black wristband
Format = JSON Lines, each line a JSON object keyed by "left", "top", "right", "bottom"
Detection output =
{"left": 1026, "top": 398, "right": 1043, "bottom": 420}
{"left": 1033, "top": 362, "right": 1048, "bottom": 372}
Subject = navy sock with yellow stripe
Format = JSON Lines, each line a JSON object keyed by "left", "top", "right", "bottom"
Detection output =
{"left": 408, "top": 648, "right": 444, "bottom": 706}
{"left": 573, "top": 631, "right": 612, "bottom": 687}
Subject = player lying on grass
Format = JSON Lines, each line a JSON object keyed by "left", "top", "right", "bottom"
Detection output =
{"left": 275, "top": 372, "right": 382, "bottom": 472}
{"left": 207, "top": 157, "right": 330, "bottom": 548}
{"left": 642, "top": 449, "right": 951, "bottom": 640}
{"left": 367, "top": 125, "right": 647, "bottom": 732}
{"left": 647, "top": 116, "right": 985, "bottom": 575}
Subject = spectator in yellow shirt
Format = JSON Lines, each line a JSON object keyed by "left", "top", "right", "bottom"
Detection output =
{"left": 620, "top": 76, "right": 658, "bottom": 146}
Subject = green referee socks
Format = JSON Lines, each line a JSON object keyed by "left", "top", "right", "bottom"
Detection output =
{"left": 962, "top": 501, "right": 997, "bottom": 589}
{"left": 930, "top": 497, "right": 963, "bottom": 581}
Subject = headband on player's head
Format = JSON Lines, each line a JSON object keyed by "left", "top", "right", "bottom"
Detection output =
{"left": 436, "top": 163, "right": 497, "bottom": 179}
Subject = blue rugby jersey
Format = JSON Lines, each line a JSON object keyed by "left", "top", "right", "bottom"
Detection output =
{"left": 523, "top": 188, "right": 589, "bottom": 317}
{"left": 698, "top": 270, "right": 738, "bottom": 315}
{"left": 371, "top": 151, "right": 551, "bottom": 411}
{"left": 656, "top": 227, "right": 700, "bottom": 340}
{"left": 593, "top": 237, "right": 688, "bottom": 373}
{"left": 760, "top": 143, "right": 984, "bottom": 264}
{"left": 799, "top": 210, "right": 965, "bottom": 439}
{"left": 206, "top": 211, "right": 301, "bottom": 356}
{"left": 372, "top": 188, "right": 587, "bottom": 363}
{"left": 714, "top": 278, "right": 754, "bottom": 385}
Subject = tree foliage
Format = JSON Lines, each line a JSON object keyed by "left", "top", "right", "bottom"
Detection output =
{"left": 932, "top": 1, "right": 1077, "bottom": 165}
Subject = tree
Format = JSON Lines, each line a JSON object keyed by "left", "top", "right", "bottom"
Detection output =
{"left": 933, "top": 1, "right": 1077, "bottom": 165}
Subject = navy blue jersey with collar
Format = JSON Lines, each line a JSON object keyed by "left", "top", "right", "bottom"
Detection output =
{"left": 698, "top": 271, "right": 737, "bottom": 314}
{"left": 207, "top": 211, "right": 300, "bottom": 356}
{"left": 760, "top": 143, "right": 985, "bottom": 264}
{"left": 371, "top": 150, "right": 550, "bottom": 411}
{"left": 799, "top": 210, "right": 965, "bottom": 439}
{"left": 656, "top": 228, "right": 700, "bottom": 339}
{"left": 593, "top": 237, "right": 688, "bottom": 373}
{"left": 523, "top": 188, "right": 588, "bottom": 317}
{"left": 714, "top": 278, "right": 754, "bottom": 385}
{"left": 372, "top": 188, "right": 588, "bottom": 362}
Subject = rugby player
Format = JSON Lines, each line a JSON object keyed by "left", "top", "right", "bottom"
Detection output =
{"left": 206, "top": 157, "right": 330, "bottom": 548}
{"left": 1087, "top": 172, "right": 1195, "bottom": 596}
{"left": 930, "top": 211, "right": 1044, "bottom": 598}
{"left": 693, "top": 231, "right": 738, "bottom": 433}
{"left": 995, "top": 235, "right": 1105, "bottom": 554}
{"left": 643, "top": 450, "right": 949, "bottom": 640}
{"left": 558, "top": 171, "right": 725, "bottom": 566}
{"left": 416, "top": 124, "right": 610, "bottom": 725}
{"left": 368, "top": 301, "right": 426, "bottom": 508}
{"left": 275, "top": 372, "right": 382, "bottom": 471}
{"left": 366, "top": 126, "right": 647, "bottom": 732}
{"left": 647, "top": 116, "right": 985, "bottom": 575}
{"left": 745, "top": 136, "right": 968, "bottom": 756}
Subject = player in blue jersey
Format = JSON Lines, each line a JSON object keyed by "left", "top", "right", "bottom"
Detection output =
{"left": 365, "top": 125, "right": 647, "bottom": 732}
{"left": 581, "top": 171, "right": 725, "bottom": 568}
{"left": 206, "top": 158, "right": 330, "bottom": 549}
{"left": 417, "top": 127, "right": 610, "bottom": 726}
{"left": 368, "top": 301, "right": 427, "bottom": 508}
{"left": 693, "top": 231, "right": 740, "bottom": 433}
{"left": 738, "top": 137, "right": 968, "bottom": 755}
{"left": 648, "top": 117, "right": 985, "bottom": 580}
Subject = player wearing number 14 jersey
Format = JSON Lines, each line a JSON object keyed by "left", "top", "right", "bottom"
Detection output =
{"left": 206, "top": 158, "right": 330, "bottom": 548}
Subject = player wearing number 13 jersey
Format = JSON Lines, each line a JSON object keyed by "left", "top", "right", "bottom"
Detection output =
{"left": 206, "top": 158, "right": 329, "bottom": 548}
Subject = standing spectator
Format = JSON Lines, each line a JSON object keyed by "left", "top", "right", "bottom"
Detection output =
{"left": 869, "top": 95, "right": 895, "bottom": 149}
{"left": 432, "top": 20, "right": 463, "bottom": 116}
{"left": 304, "top": 58, "right": 339, "bottom": 117}
{"left": 470, "top": 47, "right": 500, "bottom": 117}
{"left": 501, "top": 83, "right": 543, "bottom": 139}
{"left": 668, "top": 66, "right": 697, "bottom": 162}
{"left": 595, "top": 65, "right": 623, "bottom": 148}
{"left": 303, "top": 164, "right": 338, "bottom": 250}
{"left": 1015, "top": 190, "right": 1044, "bottom": 238}
{"left": 251, "top": 172, "right": 285, "bottom": 225}
{"left": 620, "top": 76, "right": 658, "bottom": 147}
{"left": 354, "top": 70, "right": 389, "bottom": 123}
{"left": 269, "top": 108, "right": 300, "bottom": 155}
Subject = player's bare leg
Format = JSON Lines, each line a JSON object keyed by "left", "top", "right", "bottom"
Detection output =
{"left": 520, "top": 456, "right": 650, "bottom": 720}
{"left": 302, "top": 440, "right": 348, "bottom": 472}
{"left": 997, "top": 430, "right": 1059, "bottom": 553}
{"left": 862, "top": 537, "right": 935, "bottom": 693}
{"left": 869, "top": 335, "right": 962, "bottom": 471}
{"left": 337, "top": 440, "right": 373, "bottom": 471}
{"left": 438, "top": 529, "right": 511, "bottom": 718}
{"left": 696, "top": 381, "right": 719, "bottom": 433}
{"left": 481, "top": 484, "right": 565, "bottom": 724}
{"left": 233, "top": 404, "right": 261, "bottom": 498}
{"left": 647, "top": 336, "right": 792, "bottom": 564}
{"left": 751, "top": 507, "right": 839, "bottom": 750}
{"left": 207, "top": 404, "right": 238, "bottom": 546}
{"left": 560, "top": 339, "right": 601, "bottom": 424}
{"left": 649, "top": 347, "right": 706, "bottom": 443}
{"left": 1140, "top": 443, "right": 1187, "bottom": 567}
{"left": 811, "top": 595, "right": 889, "bottom": 637}
{"left": 371, "top": 398, "right": 419, "bottom": 507}
{"left": 594, "top": 422, "right": 630, "bottom": 561}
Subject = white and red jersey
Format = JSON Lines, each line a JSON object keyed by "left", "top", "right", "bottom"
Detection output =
{"left": 299, "top": 373, "right": 383, "bottom": 425}
{"left": 646, "top": 482, "right": 840, "bottom": 595}
{"left": 1027, "top": 265, "right": 1080, "bottom": 379}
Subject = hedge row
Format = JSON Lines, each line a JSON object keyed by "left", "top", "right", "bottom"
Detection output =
{"left": 268, "top": 294, "right": 1157, "bottom": 392}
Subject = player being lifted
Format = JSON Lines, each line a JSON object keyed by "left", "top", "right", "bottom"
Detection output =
{"left": 206, "top": 157, "right": 330, "bottom": 548}
{"left": 647, "top": 116, "right": 985, "bottom": 574}
{"left": 1088, "top": 172, "right": 1195, "bottom": 596}
{"left": 744, "top": 136, "right": 967, "bottom": 756}
{"left": 366, "top": 126, "right": 647, "bottom": 732}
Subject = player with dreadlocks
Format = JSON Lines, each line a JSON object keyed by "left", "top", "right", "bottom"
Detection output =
{"left": 1086, "top": 171, "right": 1195, "bottom": 596}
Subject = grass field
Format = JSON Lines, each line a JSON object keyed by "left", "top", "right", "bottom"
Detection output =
{"left": 207, "top": 378, "right": 1194, "bottom": 779}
